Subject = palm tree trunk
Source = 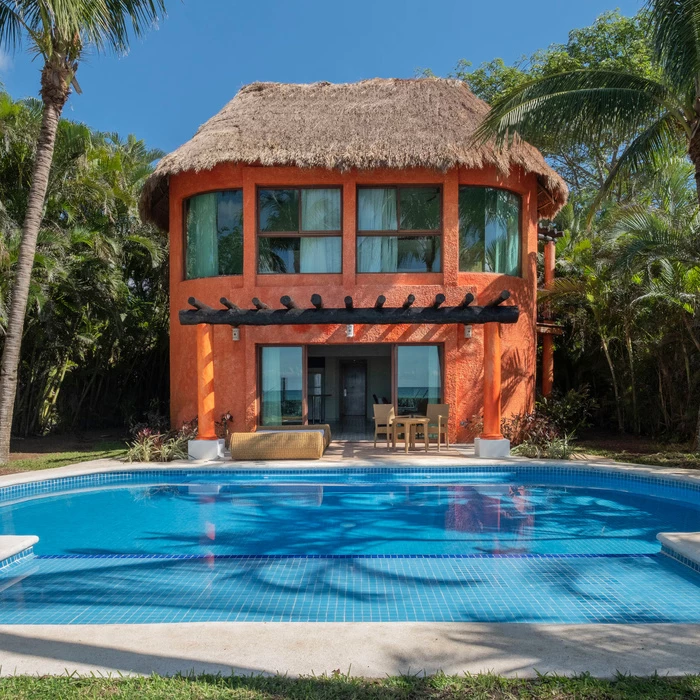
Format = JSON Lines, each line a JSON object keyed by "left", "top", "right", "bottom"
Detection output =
{"left": 689, "top": 116, "right": 700, "bottom": 208}
{"left": 600, "top": 335, "right": 624, "bottom": 433}
{"left": 0, "top": 68, "right": 69, "bottom": 464}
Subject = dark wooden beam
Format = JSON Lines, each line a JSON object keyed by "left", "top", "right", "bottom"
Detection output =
{"left": 432, "top": 293, "right": 446, "bottom": 309}
{"left": 188, "top": 297, "right": 213, "bottom": 312}
{"left": 220, "top": 297, "right": 240, "bottom": 312}
{"left": 252, "top": 297, "right": 269, "bottom": 310}
{"left": 311, "top": 294, "right": 323, "bottom": 310}
{"left": 375, "top": 295, "right": 386, "bottom": 310}
{"left": 459, "top": 293, "right": 475, "bottom": 308}
{"left": 179, "top": 303, "right": 519, "bottom": 327}
{"left": 344, "top": 296, "right": 353, "bottom": 310}
{"left": 488, "top": 290, "right": 511, "bottom": 306}
{"left": 403, "top": 294, "right": 416, "bottom": 309}
{"left": 280, "top": 295, "right": 298, "bottom": 310}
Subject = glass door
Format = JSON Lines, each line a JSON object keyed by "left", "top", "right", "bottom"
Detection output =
{"left": 260, "top": 346, "right": 304, "bottom": 425}
{"left": 396, "top": 345, "right": 442, "bottom": 415}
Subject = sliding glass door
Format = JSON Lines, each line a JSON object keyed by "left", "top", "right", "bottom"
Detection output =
{"left": 396, "top": 345, "right": 442, "bottom": 415}
{"left": 260, "top": 346, "right": 304, "bottom": 425}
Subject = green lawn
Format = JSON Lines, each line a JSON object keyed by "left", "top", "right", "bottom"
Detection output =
{"left": 4, "top": 439, "right": 125, "bottom": 474}
{"left": 0, "top": 673, "right": 698, "bottom": 699}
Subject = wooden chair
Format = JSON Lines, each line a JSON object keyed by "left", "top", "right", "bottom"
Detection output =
{"left": 373, "top": 404, "right": 395, "bottom": 448}
{"left": 426, "top": 404, "right": 450, "bottom": 451}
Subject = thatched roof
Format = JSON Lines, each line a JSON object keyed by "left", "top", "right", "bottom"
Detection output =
{"left": 140, "top": 78, "right": 567, "bottom": 230}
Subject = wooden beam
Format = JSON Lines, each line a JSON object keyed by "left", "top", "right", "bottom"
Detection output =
{"left": 403, "top": 294, "right": 416, "bottom": 309}
{"left": 311, "top": 294, "right": 323, "bottom": 310}
{"left": 432, "top": 293, "right": 446, "bottom": 309}
{"left": 375, "top": 295, "right": 386, "bottom": 310}
{"left": 220, "top": 297, "right": 240, "bottom": 312}
{"left": 252, "top": 297, "right": 269, "bottom": 310}
{"left": 344, "top": 296, "right": 353, "bottom": 310}
{"left": 488, "top": 290, "right": 511, "bottom": 306}
{"left": 179, "top": 303, "right": 519, "bottom": 327}
{"left": 280, "top": 295, "right": 298, "bottom": 310}
{"left": 188, "top": 297, "right": 213, "bottom": 312}
{"left": 459, "top": 293, "right": 475, "bottom": 308}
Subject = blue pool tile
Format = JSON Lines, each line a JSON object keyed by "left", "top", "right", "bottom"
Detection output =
{"left": 0, "top": 553, "right": 699, "bottom": 625}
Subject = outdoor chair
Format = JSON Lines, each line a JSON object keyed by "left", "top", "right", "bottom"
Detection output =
{"left": 426, "top": 404, "right": 450, "bottom": 451}
{"left": 373, "top": 404, "right": 395, "bottom": 448}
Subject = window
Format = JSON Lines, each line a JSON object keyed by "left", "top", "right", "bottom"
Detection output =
{"left": 357, "top": 186, "right": 441, "bottom": 273}
{"left": 185, "top": 190, "right": 243, "bottom": 279}
{"left": 396, "top": 345, "right": 442, "bottom": 416}
{"left": 458, "top": 187, "right": 521, "bottom": 276}
{"left": 258, "top": 188, "right": 342, "bottom": 273}
{"left": 260, "top": 346, "right": 304, "bottom": 424}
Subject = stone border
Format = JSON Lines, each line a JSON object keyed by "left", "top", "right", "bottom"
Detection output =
{"left": 658, "top": 532, "right": 700, "bottom": 574}
{"left": 0, "top": 536, "right": 38, "bottom": 570}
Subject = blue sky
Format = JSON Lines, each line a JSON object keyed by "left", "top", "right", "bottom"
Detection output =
{"left": 0, "top": 0, "right": 642, "bottom": 154}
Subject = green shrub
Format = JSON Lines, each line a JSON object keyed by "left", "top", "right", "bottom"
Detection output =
{"left": 125, "top": 421, "right": 197, "bottom": 463}
{"left": 536, "top": 386, "right": 597, "bottom": 435}
{"left": 513, "top": 433, "right": 575, "bottom": 459}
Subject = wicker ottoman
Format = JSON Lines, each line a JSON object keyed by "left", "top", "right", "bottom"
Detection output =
{"left": 229, "top": 431, "right": 325, "bottom": 460}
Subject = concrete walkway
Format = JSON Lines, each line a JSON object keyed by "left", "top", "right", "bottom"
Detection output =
{"left": 0, "top": 622, "right": 699, "bottom": 677}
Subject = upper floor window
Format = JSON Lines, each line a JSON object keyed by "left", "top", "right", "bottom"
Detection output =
{"left": 458, "top": 187, "right": 521, "bottom": 276}
{"left": 356, "top": 186, "right": 441, "bottom": 273}
{"left": 185, "top": 190, "right": 243, "bottom": 279}
{"left": 258, "top": 188, "right": 342, "bottom": 273}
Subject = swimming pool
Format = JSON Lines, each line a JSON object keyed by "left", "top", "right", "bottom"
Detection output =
{"left": 1, "top": 466, "right": 699, "bottom": 624}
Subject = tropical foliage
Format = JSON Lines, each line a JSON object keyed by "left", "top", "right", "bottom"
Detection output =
{"left": 455, "top": 6, "right": 700, "bottom": 444}
{"left": 0, "top": 93, "right": 169, "bottom": 437}
{"left": 0, "top": 0, "right": 166, "bottom": 464}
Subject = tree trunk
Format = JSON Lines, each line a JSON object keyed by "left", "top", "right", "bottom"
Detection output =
{"left": 689, "top": 114, "right": 700, "bottom": 208}
{"left": 624, "top": 323, "right": 639, "bottom": 434}
{"left": 0, "top": 65, "right": 69, "bottom": 464}
{"left": 600, "top": 335, "right": 624, "bottom": 433}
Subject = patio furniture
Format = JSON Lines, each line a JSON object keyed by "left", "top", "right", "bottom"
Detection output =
{"left": 426, "top": 404, "right": 450, "bottom": 451}
{"left": 229, "top": 430, "right": 325, "bottom": 460}
{"left": 373, "top": 404, "right": 395, "bottom": 448}
{"left": 259, "top": 423, "right": 332, "bottom": 449}
{"left": 392, "top": 416, "right": 430, "bottom": 453}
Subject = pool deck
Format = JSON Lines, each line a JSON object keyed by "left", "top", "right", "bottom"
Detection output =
{"left": 0, "top": 450, "right": 699, "bottom": 678}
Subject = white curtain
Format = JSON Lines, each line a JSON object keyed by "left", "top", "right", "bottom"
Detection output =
{"left": 301, "top": 189, "right": 341, "bottom": 231}
{"left": 358, "top": 188, "right": 397, "bottom": 231}
{"left": 300, "top": 236, "right": 342, "bottom": 273}
{"left": 186, "top": 193, "right": 218, "bottom": 279}
{"left": 357, "top": 236, "right": 398, "bottom": 272}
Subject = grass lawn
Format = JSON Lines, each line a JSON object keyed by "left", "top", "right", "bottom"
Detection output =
{"left": 4, "top": 433, "right": 125, "bottom": 475}
{"left": 0, "top": 673, "right": 699, "bottom": 699}
{"left": 576, "top": 433, "right": 700, "bottom": 470}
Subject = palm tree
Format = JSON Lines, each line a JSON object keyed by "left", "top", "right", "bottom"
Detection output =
{"left": 476, "top": 0, "right": 700, "bottom": 209}
{"left": 0, "top": 1, "right": 166, "bottom": 464}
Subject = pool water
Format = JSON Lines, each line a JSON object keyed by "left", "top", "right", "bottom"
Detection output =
{"left": 0, "top": 467, "right": 699, "bottom": 624}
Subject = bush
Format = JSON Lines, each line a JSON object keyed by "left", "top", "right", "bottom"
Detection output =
{"left": 513, "top": 434, "right": 574, "bottom": 459}
{"left": 501, "top": 412, "right": 559, "bottom": 447}
{"left": 536, "top": 386, "right": 597, "bottom": 436}
{"left": 125, "top": 420, "right": 197, "bottom": 463}
{"left": 501, "top": 411, "right": 574, "bottom": 460}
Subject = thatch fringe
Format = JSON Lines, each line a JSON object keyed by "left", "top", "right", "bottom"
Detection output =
{"left": 140, "top": 78, "right": 567, "bottom": 230}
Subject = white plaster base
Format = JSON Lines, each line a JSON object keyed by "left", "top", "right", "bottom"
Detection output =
{"left": 474, "top": 437, "right": 511, "bottom": 458}
{"left": 188, "top": 439, "right": 225, "bottom": 461}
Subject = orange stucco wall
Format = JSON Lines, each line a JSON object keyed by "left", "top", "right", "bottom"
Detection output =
{"left": 168, "top": 163, "right": 539, "bottom": 443}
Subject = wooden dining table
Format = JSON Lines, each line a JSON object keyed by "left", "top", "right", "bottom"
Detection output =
{"left": 392, "top": 416, "right": 430, "bottom": 453}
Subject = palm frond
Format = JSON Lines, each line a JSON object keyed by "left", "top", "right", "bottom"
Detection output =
{"left": 475, "top": 69, "right": 683, "bottom": 150}
{"left": 648, "top": 0, "right": 700, "bottom": 99}
{"left": 585, "top": 112, "right": 685, "bottom": 225}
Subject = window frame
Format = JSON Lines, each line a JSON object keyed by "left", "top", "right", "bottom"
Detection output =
{"left": 356, "top": 184, "right": 443, "bottom": 273}
{"left": 182, "top": 187, "right": 245, "bottom": 281}
{"left": 256, "top": 185, "right": 344, "bottom": 274}
{"left": 457, "top": 185, "right": 523, "bottom": 277}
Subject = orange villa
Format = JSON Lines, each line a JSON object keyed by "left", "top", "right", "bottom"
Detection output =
{"left": 139, "top": 78, "right": 567, "bottom": 457}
